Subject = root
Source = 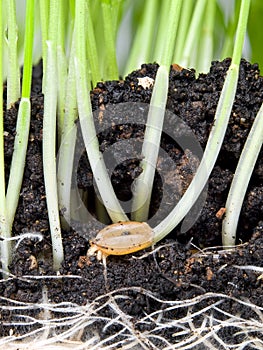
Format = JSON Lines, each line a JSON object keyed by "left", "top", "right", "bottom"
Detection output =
{"left": 1, "top": 243, "right": 262, "bottom": 349}
{"left": 0, "top": 281, "right": 263, "bottom": 349}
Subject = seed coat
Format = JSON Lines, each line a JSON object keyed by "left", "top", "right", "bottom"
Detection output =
{"left": 87, "top": 221, "right": 154, "bottom": 260}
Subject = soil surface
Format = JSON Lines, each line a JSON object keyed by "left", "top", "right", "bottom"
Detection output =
{"left": 1, "top": 59, "right": 263, "bottom": 347}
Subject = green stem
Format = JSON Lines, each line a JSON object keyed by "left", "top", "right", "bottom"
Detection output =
{"left": 153, "top": 67, "right": 239, "bottom": 242}
{"left": 197, "top": 0, "right": 216, "bottom": 73}
{"left": 43, "top": 0, "right": 64, "bottom": 270}
{"left": 124, "top": 0, "right": 158, "bottom": 77}
{"left": 57, "top": 29, "right": 78, "bottom": 227}
{"left": 131, "top": 65, "right": 169, "bottom": 221}
{"left": 89, "top": 1, "right": 104, "bottom": 78}
{"left": 159, "top": 0, "right": 183, "bottom": 67}
{"left": 6, "top": 0, "right": 20, "bottom": 108}
{"left": 0, "top": 0, "right": 11, "bottom": 278}
{"left": 86, "top": 1, "right": 101, "bottom": 86}
{"left": 101, "top": 0, "right": 119, "bottom": 80}
{"left": 220, "top": 0, "right": 241, "bottom": 59}
{"left": 132, "top": 0, "right": 182, "bottom": 221}
{"left": 75, "top": 0, "right": 128, "bottom": 223}
{"left": 173, "top": 0, "right": 194, "bottom": 63}
{"left": 6, "top": 0, "right": 35, "bottom": 231}
{"left": 222, "top": 102, "right": 263, "bottom": 247}
{"left": 180, "top": 0, "right": 207, "bottom": 68}
{"left": 153, "top": 0, "right": 172, "bottom": 63}
{"left": 21, "top": 0, "right": 34, "bottom": 99}
{"left": 232, "top": 0, "right": 251, "bottom": 65}
{"left": 56, "top": 0, "right": 68, "bottom": 143}
{"left": 39, "top": 0, "right": 49, "bottom": 92}
{"left": 111, "top": 0, "right": 124, "bottom": 38}
{"left": 221, "top": 0, "right": 253, "bottom": 247}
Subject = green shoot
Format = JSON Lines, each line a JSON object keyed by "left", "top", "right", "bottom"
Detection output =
{"left": 0, "top": 0, "right": 10, "bottom": 277}
{"left": 89, "top": 1, "right": 104, "bottom": 76}
{"left": 197, "top": 0, "right": 216, "bottom": 73}
{"left": 153, "top": 0, "right": 251, "bottom": 243}
{"left": 5, "top": 0, "right": 20, "bottom": 108}
{"left": 123, "top": 0, "right": 158, "bottom": 77}
{"left": 111, "top": 0, "right": 124, "bottom": 38}
{"left": 39, "top": 0, "right": 48, "bottom": 92}
{"left": 56, "top": 1, "right": 68, "bottom": 144}
{"left": 101, "top": 0, "right": 119, "bottom": 80}
{"left": 220, "top": 0, "right": 241, "bottom": 59}
{"left": 42, "top": 0, "right": 64, "bottom": 270}
{"left": 248, "top": 0, "right": 263, "bottom": 71}
{"left": 74, "top": 0, "right": 128, "bottom": 223}
{"left": 153, "top": 0, "right": 172, "bottom": 63}
{"left": 132, "top": 0, "right": 182, "bottom": 221}
{"left": 57, "top": 30, "right": 78, "bottom": 227}
{"left": 5, "top": 0, "right": 35, "bottom": 241}
{"left": 158, "top": 0, "right": 183, "bottom": 68}
{"left": 180, "top": 0, "right": 207, "bottom": 69}
{"left": 86, "top": 2, "right": 101, "bottom": 86}
{"left": 222, "top": 103, "right": 263, "bottom": 247}
{"left": 131, "top": 66, "right": 169, "bottom": 221}
{"left": 173, "top": 0, "right": 194, "bottom": 63}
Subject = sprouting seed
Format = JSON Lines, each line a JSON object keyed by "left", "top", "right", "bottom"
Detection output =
{"left": 87, "top": 221, "right": 154, "bottom": 262}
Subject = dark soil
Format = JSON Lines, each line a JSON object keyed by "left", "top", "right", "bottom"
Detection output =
{"left": 0, "top": 59, "right": 263, "bottom": 347}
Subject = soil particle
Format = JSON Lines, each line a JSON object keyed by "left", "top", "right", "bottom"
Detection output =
{"left": 1, "top": 59, "right": 263, "bottom": 345}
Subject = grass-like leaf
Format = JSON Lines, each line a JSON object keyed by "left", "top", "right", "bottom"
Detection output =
{"left": 57, "top": 31, "right": 78, "bottom": 228}
{"left": 124, "top": 0, "right": 159, "bottom": 77}
{"left": 132, "top": 0, "right": 182, "bottom": 221}
{"left": 42, "top": 0, "right": 64, "bottom": 270}
{"left": 74, "top": 0, "right": 128, "bottom": 223}
{"left": 4, "top": 0, "right": 35, "bottom": 275}
{"left": 5, "top": 0, "right": 20, "bottom": 108}
{"left": 0, "top": 0, "right": 10, "bottom": 277}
